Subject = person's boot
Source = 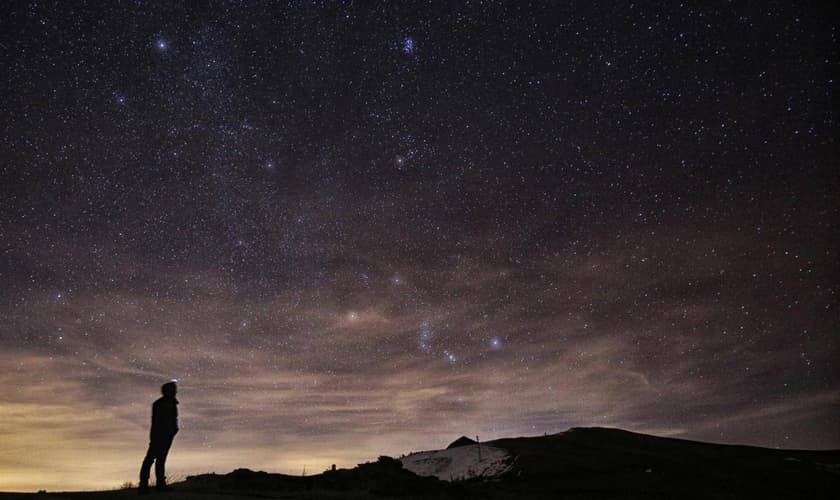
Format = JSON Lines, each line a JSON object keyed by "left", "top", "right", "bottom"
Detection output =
{"left": 138, "top": 482, "right": 150, "bottom": 495}
{"left": 156, "top": 479, "right": 172, "bottom": 492}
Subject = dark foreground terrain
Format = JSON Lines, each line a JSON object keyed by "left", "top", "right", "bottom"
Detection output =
{"left": 3, "top": 428, "right": 838, "bottom": 499}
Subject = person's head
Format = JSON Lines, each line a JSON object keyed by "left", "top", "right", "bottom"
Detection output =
{"left": 161, "top": 381, "right": 177, "bottom": 398}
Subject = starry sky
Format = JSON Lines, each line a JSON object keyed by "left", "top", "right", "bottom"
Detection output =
{"left": 1, "top": 0, "right": 838, "bottom": 492}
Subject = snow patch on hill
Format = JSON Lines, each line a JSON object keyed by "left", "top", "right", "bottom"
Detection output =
{"left": 400, "top": 444, "right": 512, "bottom": 481}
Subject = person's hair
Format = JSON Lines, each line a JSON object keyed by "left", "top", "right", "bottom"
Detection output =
{"left": 161, "top": 381, "right": 177, "bottom": 396}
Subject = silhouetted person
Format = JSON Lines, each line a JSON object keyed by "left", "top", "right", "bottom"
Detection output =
{"left": 139, "top": 381, "right": 179, "bottom": 494}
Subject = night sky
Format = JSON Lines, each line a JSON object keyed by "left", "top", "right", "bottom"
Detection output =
{"left": 1, "top": 1, "right": 838, "bottom": 492}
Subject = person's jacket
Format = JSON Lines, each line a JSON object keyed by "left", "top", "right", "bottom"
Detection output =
{"left": 150, "top": 396, "right": 179, "bottom": 440}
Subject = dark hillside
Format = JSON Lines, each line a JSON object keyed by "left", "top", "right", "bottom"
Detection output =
{"left": 487, "top": 427, "right": 840, "bottom": 499}
{"left": 180, "top": 457, "right": 465, "bottom": 498}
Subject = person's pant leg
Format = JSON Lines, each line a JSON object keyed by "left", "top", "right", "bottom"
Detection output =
{"left": 153, "top": 436, "right": 174, "bottom": 486}
{"left": 139, "top": 442, "right": 157, "bottom": 486}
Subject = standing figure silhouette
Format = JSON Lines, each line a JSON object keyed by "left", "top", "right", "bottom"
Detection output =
{"left": 139, "top": 381, "right": 179, "bottom": 494}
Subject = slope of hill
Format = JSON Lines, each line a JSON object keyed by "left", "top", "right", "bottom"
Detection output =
{"left": 486, "top": 427, "right": 840, "bottom": 499}
{"left": 401, "top": 443, "right": 512, "bottom": 480}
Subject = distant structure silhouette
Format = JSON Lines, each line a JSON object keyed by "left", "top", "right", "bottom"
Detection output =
{"left": 139, "top": 381, "right": 179, "bottom": 494}
{"left": 446, "top": 436, "right": 477, "bottom": 448}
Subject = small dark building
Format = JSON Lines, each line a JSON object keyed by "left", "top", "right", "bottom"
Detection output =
{"left": 446, "top": 436, "right": 477, "bottom": 449}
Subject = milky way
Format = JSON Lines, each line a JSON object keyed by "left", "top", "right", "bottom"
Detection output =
{"left": 1, "top": 1, "right": 837, "bottom": 492}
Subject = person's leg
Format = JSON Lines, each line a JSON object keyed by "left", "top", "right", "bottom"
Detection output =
{"left": 139, "top": 443, "right": 156, "bottom": 491}
{"left": 155, "top": 437, "right": 173, "bottom": 488}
